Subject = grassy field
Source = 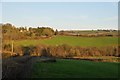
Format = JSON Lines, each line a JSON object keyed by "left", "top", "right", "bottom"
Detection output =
{"left": 32, "top": 59, "right": 118, "bottom": 78}
{"left": 13, "top": 35, "right": 118, "bottom": 47}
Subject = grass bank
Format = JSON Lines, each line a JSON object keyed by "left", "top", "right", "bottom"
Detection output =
{"left": 32, "top": 59, "right": 118, "bottom": 78}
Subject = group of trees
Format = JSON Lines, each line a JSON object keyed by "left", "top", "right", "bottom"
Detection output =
{"left": 27, "top": 27, "right": 55, "bottom": 38}
{"left": 2, "top": 23, "right": 57, "bottom": 40}
{"left": 2, "top": 23, "right": 21, "bottom": 40}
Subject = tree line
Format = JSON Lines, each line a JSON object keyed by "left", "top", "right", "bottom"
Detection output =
{"left": 2, "top": 23, "right": 119, "bottom": 41}
{"left": 3, "top": 44, "right": 120, "bottom": 58}
{"left": 2, "top": 23, "right": 58, "bottom": 40}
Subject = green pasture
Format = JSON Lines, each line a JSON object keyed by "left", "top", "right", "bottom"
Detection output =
{"left": 12, "top": 36, "right": 118, "bottom": 47}
{"left": 32, "top": 59, "right": 118, "bottom": 78}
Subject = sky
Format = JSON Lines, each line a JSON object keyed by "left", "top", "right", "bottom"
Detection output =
{"left": 1, "top": 0, "right": 120, "bottom": 2}
{"left": 2, "top": 2, "right": 118, "bottom": 30}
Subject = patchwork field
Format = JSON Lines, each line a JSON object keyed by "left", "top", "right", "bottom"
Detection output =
{"left": 12, "top": 36, "right": 118, "bottom": 47}
{"left": 32, "top": 59, "right": 119, "bottom": 78}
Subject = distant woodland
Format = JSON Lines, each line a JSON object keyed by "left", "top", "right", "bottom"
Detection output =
{"left": 1, "top": 23, "right": 119, "bottom": 40}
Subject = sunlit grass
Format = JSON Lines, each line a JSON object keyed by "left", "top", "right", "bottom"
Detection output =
{"left": 12, "top": 36, "right": 118, "bottom": 47}
{"left": 32, "top": 59, "right": 118, "bottom": 78}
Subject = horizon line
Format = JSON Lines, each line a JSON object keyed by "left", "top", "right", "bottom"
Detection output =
{"left": 1, "top": 23, "right": 118, "bottom": 31}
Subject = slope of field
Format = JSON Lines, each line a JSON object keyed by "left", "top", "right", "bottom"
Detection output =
{"left": 32, "top": 59, "right": 118, "bottom": 78}
{"left": 14, "top": 36, "right": 118, "bottom": 47}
